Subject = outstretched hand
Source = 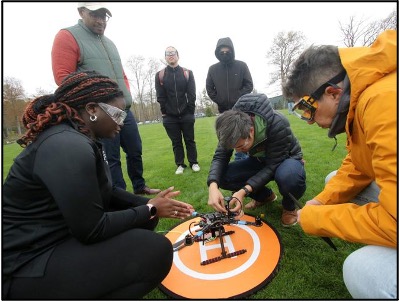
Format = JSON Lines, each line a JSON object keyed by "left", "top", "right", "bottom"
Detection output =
{"left": 148, "top": 187, "right": 194, "bottom": 219}
{"left": 297, "top": 199, "right": 322, "bottom": 224}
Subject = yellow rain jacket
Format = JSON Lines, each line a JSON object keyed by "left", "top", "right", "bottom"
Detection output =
{"left": 301, "top": 30, "right": 397, "bottom": 247}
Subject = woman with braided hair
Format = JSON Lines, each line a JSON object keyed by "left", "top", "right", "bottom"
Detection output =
{"left": 3, "top": 71, "right": 194, "bottom": 299}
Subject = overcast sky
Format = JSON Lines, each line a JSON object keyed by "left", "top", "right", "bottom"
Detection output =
{"left": 2, "top": 2, "right": 396, "bottom": 98}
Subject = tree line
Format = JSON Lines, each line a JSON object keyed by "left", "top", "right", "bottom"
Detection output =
{"left": 3, "top": 11, "right": 396, "bottom": 141}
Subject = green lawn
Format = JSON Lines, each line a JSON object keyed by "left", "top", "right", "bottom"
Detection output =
{"left": 2, "top": 111, "right": 360, "bottom": 299}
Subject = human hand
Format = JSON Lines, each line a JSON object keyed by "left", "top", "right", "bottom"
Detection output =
{"left": 156, "top": 186, "right": 181, "bottom": 199}
{"left": 208, "top": 184, "right": 227, "bottom": 213}
{"left": 297, "top": 199, "right": 322, "bottom": 224}
{"left": 230, "top": 191, "right": 245, "bottom": 213}
{"left": 148, "top": 187, "right": 194, "bottom": 219}
{"left": 305, "top": 199, "right": 322, "bottom": 206}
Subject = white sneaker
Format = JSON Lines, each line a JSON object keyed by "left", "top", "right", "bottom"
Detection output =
{"left": 192, "top": 164, "right": 200, "bottom": 172}
{"left": 175, "top": 166, "right": 184, "bottom": 174}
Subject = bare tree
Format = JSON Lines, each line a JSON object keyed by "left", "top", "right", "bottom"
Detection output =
{"left": 3, "top": 77, "right": 26, "bottom": 138}
{"left": 126, "top": 55, "right": 149, "bottom": 121}
{"left": 339, "top": 10, "right": 397, "bottom": 47}
{"left": 266, "top": 31, "right": 306, "bottom": 86}
{"left": 146, "top": 58, "right": 162, "bottom": 120}
{"left": 199, "top": 88, "right": 217, "bottom": 116}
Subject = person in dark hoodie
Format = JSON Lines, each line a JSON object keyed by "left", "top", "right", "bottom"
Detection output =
{"left": 206, "top": 37, "right": 254, "bottom": 114}
{"left": 155, "top": 46, "right": 200, "bottom": 175}
{"left": 206, "top": 37, "right": 254, "bottom": 161}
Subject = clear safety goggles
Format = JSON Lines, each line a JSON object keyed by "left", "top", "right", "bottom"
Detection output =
{"left": 98, "top": 102, "right": 127, "bottom": 126}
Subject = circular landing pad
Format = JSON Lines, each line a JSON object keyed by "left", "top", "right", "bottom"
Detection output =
{"left": 159, "top": 214, "right": 282, "bottom": 299}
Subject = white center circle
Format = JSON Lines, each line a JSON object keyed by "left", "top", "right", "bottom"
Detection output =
{"left": 173, "top": 224, "right": 261, "bottom": 280}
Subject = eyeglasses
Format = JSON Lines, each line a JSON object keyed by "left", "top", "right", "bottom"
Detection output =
{"left": 98, "top": 103, "right": 126, "bottom": 126}
{"left": 220, "top": 50, "right": 230, "bottom": 55}
{"left": 86, "top": 9, "right": 110, "bottom": 22}
{"left": 165, "top": 51, "right": 177, "bottom": 57}
{"left": 291, "top": 70, "right": 346, "bottom": 122}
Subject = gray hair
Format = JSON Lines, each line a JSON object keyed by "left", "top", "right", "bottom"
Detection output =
{"left": 215, "top": 110, "right": 252, "bottom": 149}
{"left": 282, "top": 45, "right": 344, "bottom": 100}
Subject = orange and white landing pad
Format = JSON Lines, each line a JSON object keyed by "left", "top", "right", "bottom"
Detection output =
{"left": 159, "top": 214, "right": 282, "bottom": 299}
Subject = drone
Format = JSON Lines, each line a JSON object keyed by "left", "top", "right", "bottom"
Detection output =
{"left": 172, "top": 196, "right": 263, "bottom": 265}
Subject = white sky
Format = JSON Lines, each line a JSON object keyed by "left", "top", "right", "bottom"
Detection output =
{"left": 2, "top": 2, "right": 397, "bottom": 98}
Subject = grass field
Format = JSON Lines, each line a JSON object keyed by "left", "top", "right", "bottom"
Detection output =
{"left": 2, "top": 111, "right": 361, "bottom": 299}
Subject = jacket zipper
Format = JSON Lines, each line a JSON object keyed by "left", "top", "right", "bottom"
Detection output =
{"left": 173, "top": 70, "right": 181, "bottom": 115}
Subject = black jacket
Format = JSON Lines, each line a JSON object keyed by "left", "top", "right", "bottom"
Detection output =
{"left": 207, "top": 93, "right": 303, "bottom": 191}
{"left": 206, "top": 37, "right": 253, "bottom": 113}
{"left": 3, "top": 123, "right": 153, "bottom": 279}
{"left": 155, "top": 65, "right": 196, "bottom": 117}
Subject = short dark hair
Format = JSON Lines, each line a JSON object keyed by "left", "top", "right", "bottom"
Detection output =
{"left": 215, "top": 110, "right": 252, "bottom": 149}
{"left": 282, "top": 45, "right": 343, "bottom": 100}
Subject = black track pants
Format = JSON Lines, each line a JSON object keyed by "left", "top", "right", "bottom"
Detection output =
{"left": 7, "top": 229, "right": 173, "bottom": 299}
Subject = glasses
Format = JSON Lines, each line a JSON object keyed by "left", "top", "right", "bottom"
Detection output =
{"left": 292, "top": 96, "right": 318, "bottom": 121}
{"left": 291, "top": 70, "right": 346, "bottom": 122}
{"left": 165, "top": 51, "right": 177, "bottom": 57}
{"left": 86, "top": 9, "right": 110, "bottom": 22}
{"left": 98, "top": 103, "right": 126, "bottom": 126}
{"left": 220, "top": 50, "right": 230, "bottom": 55}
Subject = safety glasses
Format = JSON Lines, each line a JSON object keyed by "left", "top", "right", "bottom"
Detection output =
{"left": 98, "top": 103, "right": 127, "bottom": 126}
{"left": 292, "top": 96, "right": 318, "bottom": 121}
{"left": 291, "top": 70, "right": 346, "bottom": 122}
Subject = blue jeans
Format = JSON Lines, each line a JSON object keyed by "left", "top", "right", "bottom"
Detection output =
{"left": 288, "top": 102, "right": 294, "bottom": 114}
{"left": 102, "top": 110, "right": 145, "bottom": 192}
{"left": 219, "top": 157, "right": 306, "bottom": 210}
{"left": 162, "top": 114, "right": 198, "bottom": 167}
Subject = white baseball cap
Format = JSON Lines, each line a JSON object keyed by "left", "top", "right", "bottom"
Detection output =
{"left": 77, "top": 2, "right": 112, "bottom": 17}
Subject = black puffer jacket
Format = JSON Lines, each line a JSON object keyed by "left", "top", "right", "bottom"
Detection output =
{"left": 155, "top": 65, "right": 196, "bottom": 117}
{"left": 207, "top": 93, "right": 303, "bottom": 191}
{"left": 206, "top": 37, "right": 253, "bottom": 113}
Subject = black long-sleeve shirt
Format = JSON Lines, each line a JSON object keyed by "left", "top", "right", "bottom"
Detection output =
{"left": 3, "top": 123, "right": 153, "bottom": 278}
{"left": 155, "top": 65, "right": 196, "bottom": 117}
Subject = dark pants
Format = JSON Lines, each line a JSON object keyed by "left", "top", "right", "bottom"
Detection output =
{"left": 162, "top": 114, "right": 198, "bottom": 167}
{"left": 6, "top": 228, "right": 173, "bottom": 299}
{"left": 219, "top": 157, "right": 306, "bottom": 211}
{"left": 102, "top": 110, "right": 145, "bottom": 192}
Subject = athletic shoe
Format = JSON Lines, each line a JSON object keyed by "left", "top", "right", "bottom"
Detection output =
{"left": 175, "top": 166, "right": 184, "bottom": 175}
{"left": 192, "top": 164, "right": 200, "bottom": 172}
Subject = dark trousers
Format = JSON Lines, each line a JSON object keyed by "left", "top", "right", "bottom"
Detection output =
{"left": 162, "top": 114, "right": 198, "bottom": 167}
{"left": 102, "top": 110, "right": 145, "bottom": 192}
{"left": 219, "top": 157, "right": 306, "bottom": 211}
{"left": 6, "top": 228, "right": 173, "bottom": 300}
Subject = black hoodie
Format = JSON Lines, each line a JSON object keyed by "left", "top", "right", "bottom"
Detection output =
{"left": 206, "top": 37, "right": 254, "bottom": 113}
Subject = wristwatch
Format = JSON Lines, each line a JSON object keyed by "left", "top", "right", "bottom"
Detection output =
{"left": 146, "top": 204, "right": 157, "bottom": 219}
{"left": 241, "top": 186, "right": 251, "bottom": 197}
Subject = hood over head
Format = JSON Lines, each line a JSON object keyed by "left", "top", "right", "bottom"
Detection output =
{"left": 215, "top": 37, "right": 235, "bottom": 63}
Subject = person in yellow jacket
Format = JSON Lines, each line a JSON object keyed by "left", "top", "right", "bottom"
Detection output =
{"left": 282, "top": 29, "right": 397, "bottom": 299}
